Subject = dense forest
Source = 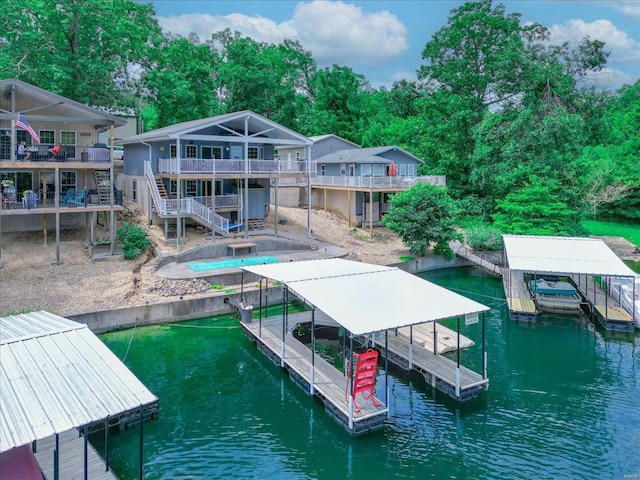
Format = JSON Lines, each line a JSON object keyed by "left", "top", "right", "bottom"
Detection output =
{"left": 1, "top": 0, "right": 638, "bottom": 236}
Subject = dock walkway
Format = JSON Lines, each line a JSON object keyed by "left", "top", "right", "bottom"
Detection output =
{"left": 242, "top": 315, "right": 388, "bottom": 435}
{"left": 572, "top": 274, "right": 635, "bottom": 332}
{"left": 34, "top": 429, "right": 117, "bottom": 480}
{"left": 503, "top": 270, "right": 538, "bottom": 321}
{"left": 373, "top": 333, "right": 488, "bottom": 401}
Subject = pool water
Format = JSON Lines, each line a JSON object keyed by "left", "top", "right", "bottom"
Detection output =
{"left": 187, "top": 255, "right": 280, "bottom": 271}
{"left": 97, "top": 267, "right": 640, "bottom": 479}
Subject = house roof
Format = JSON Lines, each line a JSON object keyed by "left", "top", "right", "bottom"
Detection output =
{"left": 121, "top": 110, "right": 312, "bottom": 146}
{"left": 502, "top": 235, "right": 637, "bottom": 277}
{"left": 0, "top": 311, "right": 157, "bottom": 453}
{"left": 315, "top": 146, "right": 424, "bottom": 165}
{"left": 242, "top": 258, "right": 489, "bottom": 336}
{"left": 0, "top": 79, "right": 126, "bottom": 129}
{"left": 309, "top": 134, "right": 361, "bottom": 148}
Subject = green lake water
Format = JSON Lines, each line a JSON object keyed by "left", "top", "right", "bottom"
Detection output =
{"left": 98, "top": 267, "right": 640, "bottom": 479}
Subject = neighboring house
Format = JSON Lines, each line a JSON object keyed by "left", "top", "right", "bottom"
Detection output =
{"left": 278, "top": 134, "right": 446, "bottom": 227}
{"left": 0, "top": 79, "right": 126, "bottom": 263}
{"left": 120, "top": 111, "right": 313, "bottom": 243}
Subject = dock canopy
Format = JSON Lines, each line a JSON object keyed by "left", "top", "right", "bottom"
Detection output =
{"left": 503, "top": 235, "right": 637, "bottom": 277}
{"left": 242, "top": 258, "right": 490, "bottom": 335}
{"left": 0, "top": 311, "right": 157, "bottom": 453}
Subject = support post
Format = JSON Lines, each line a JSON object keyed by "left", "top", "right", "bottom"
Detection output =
{"left": 259, "top": 277, "right": 263, "bottom": 337}
{"left": 433, "top": 321, "right": 437, "bottom": 355}
{"left": 482, "top": 312, "right": 487, "bottom": 379}
{"left": 348, "top": 334, "right": 354, "bottom": 430}
{"left": 408, "top": 325, "right": 413, "bottom": 369}
{"left": 385, "top": 330, "right": 389, "bottom": 417}
{"left": 84, "top": 425, "right": 88, "bottom": 480}
{"left": 310, "top": 307, "right": 316, "bottom": 395}
{"left": 53, "top": 434, "right": 59, "bottom": 480}
{"left": 281, "top": 286, "right": 286, "bottom": 367}
{"left": 105, "top": 416, "right": 110, "bottom": 471}
{"left": 139, "top": 405, "right": 144, "bottom": 480}
{"left": 54, "top": 166, "right": 61, "bottom": 264}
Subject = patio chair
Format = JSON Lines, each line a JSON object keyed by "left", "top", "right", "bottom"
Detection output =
{"left": 60, "top": 188, "right": 75, "bottom": 205}
{"left": 69, "top": 189, "right": 87, "bottom": 207}
{"left": 22, "top": 191, "right": 38, "bottom": 209}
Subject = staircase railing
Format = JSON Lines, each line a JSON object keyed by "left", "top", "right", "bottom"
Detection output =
{"left": 145, "top": 161, "right": 172, "bottom": 215}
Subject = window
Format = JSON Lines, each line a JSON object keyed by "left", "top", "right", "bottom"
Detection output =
{"left": 340, "top": 163, "right": 346, "bottom": 176}
{"left": 185, "top": 180, "right": 197, "bottom": 196}
{"left": 60, "top": 171, "right": 76, "bottom": 196}
{"left": 169, "top": 180, "right": 177, "bottom": 197}
{"left": 132, "top": 179, "right": 137, "bottom": 201}
{"left": 296, "top": 151, "right": 300, "bottom": 160}
{"left": 407, "top": 164, "right": 415, "bottom": 176}
{"left": 373, "top": 164, "right": 384, "bottom": 177}
{"left": 60, "top": 131, "right": 76, "bottom": 159}
{"left": 39, "top": 130, "right": 55, "bottom": 145}
{"left": 185, "top": 145, "right": 197, "bottom": 158}
{"left": 202, "top": 146, "right": 222, "bottom": 159}
{"left": 248, "top": 146, "right": 263, "bottom": 160}
{"left": 360, "top": 164, "right": 372, "bottom": 176}
{"left": 170, "top": 145, "right": 177, "bottom": 158}
{"left": 399, "top": 164, "right": 407, "bottom": 176}
{"left": 320, "top": 164, "right": 326, "bottom": 176}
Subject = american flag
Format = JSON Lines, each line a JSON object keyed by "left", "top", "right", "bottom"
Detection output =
{"left": 16, "top": 115, "right": 40, "bottom": 144}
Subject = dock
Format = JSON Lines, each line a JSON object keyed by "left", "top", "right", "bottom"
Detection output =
{"left": 572, "top": 274, "right": 635, "bottom": 332}
{"left": 373, "top": 332, "right": 488, "bottom": 401}
{"left": 34, "top": 429, "right": 117, "bottom": 480}
{"left": 242, "top": 315, "right": 389, "bottom": 435}
{"left": 503, "top": 270, "right": 538, "bottom": 321}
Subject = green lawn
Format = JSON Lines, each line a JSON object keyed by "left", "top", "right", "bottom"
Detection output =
{"left": 582, "top": 220, "right": 640, "bottom": 247}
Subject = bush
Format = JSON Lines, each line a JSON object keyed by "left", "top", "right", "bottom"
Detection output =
{"left": 116, "top": 222, "right": 151, "bottom": 260}
{"left": 465, "top": 224, "right": 502, "bottom": 251}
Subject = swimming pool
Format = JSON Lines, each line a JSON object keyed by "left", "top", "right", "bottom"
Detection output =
{"left": 187, "top": 255, "right": 280, "bottom": 271}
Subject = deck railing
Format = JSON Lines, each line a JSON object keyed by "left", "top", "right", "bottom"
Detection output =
{"left": 157, "top": 157, "right": 315, "bottom": 175}
{"left": 310, "top": 175, "right": 446, "bottom": 189}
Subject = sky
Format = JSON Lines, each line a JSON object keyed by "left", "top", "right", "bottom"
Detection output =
{"left": 144, "top": 0, "right": 640, "bottom": 90}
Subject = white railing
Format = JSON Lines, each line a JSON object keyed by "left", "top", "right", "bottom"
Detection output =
{"left": 146, "top": 162, "right": 239, "bottom": 233}
{"left": 310, "top": 175, "right": 446, "bottom": 188}
{"left": 157, "top": 157, "right": 315, "bottom": 175}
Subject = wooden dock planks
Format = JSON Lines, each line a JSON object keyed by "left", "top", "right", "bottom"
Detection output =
{"left": 503, "top": 271, "right": 538, "bottom": 318}
{"left": 396, "top": 323, "right": 474, "bottom": 354}
{"left": 374, "top": 333, "right": 487, "bottom": 397}
{"left": 34, "top": 429, "right": 117, "bottom": 480}
{"left": 242, "top": 316, "right": 388, "bottom": 430}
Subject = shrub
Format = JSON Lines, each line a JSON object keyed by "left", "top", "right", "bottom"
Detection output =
{"left": 116, "top": 222, "right": 151, "bottom": 260}
{"left": 465, "top": 224, "right": 502, "bottom": 251}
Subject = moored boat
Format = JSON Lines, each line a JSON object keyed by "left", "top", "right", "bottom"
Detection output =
{"left": 528, "top": 278, "right": 582, "bottom": 314}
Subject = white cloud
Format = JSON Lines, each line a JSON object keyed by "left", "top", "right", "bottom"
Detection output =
{"left": 581, "top": 67, "right": 636, "bottom": 89}
{"left": 548, "top": 18, "right": 640, "bottom": 64}
{"left": 611, "top": 1, "right": 640, "bottom": 22}
{"left": 155, "top": 1, "right": 408, "bottom": 68}
{"left": 290, "top": 1, "right": 408, "bottom": 66}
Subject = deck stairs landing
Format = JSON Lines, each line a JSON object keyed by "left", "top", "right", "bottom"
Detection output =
{"left": 93, "top": 170, "right": 112, "bottom": 205}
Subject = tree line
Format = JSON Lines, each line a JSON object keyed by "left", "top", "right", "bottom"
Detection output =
{"left": 2, "top": 0, "right": 637, "bottom": 238}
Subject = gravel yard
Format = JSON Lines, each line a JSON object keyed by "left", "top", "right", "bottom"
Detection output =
{"left": 0, "top": 205, "right": 411, "bottom": 317}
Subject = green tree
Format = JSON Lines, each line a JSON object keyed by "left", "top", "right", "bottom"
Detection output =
{"left": 0, "top": 0, "right": 163, "bottom": 107}
{"left": 382, "top": 183, "right": 457, "bottom": 259}
{"left": 143, "top": 34, "right": 222, "bottom": 127}
{"left": 492, "top": 180, "right": 580, "bottom": 235}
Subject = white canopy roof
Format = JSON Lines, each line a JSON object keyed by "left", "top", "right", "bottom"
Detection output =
{"left": 242, "top": 259, "right": 489, "bottom": 335}
{"left": 0, "top": 311, "right": 157, "bottom": 453}
{"left": 503, "top": 235, "right": 636, "bottom": 277}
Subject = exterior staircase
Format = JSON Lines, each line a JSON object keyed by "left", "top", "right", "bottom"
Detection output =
{"left": 155, "top": 177, "right": 168, "bottom": 199}
{"left": 93, "top": 170, "right": 112, "bottom": 205}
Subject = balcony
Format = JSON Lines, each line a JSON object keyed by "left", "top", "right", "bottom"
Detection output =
{"left": 310, "top": 175, "right": 446, "bottom": 189}
{"left": 1, "top": 144, "right": 113, "bottom": 165}
{"left": 157, "top": 157, "right": 315, "bottom": 175}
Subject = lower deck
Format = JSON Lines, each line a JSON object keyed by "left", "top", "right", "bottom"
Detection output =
{"left": 242, "top": 314, "right": 388, "bottom": 435}
{"left": 373, "top": 332, "right": 488, "bottom": 401}
{"left": 503, "top": 271, "right": 538, "bottom": 321}
{"left": 34, "top": 429, "right": 117, "bottom": 480}
{"left": 572, "top": 274, "right": 636, "bottom": 333}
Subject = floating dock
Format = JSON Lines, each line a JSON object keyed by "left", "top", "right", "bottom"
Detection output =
{"left": 503, "top": 270, "right": 538, "bottom": 321}
{"left": 34, "top": 429, "right": 117, "bottom": 480}
{"left": 373, "top": 331, "right": 488, "bottom": 401}
{"left": 572, "top": 274, "right": 636, "bottom": 332}
{"left": 241, "top": 314, "right": 389, "bottom": 435}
